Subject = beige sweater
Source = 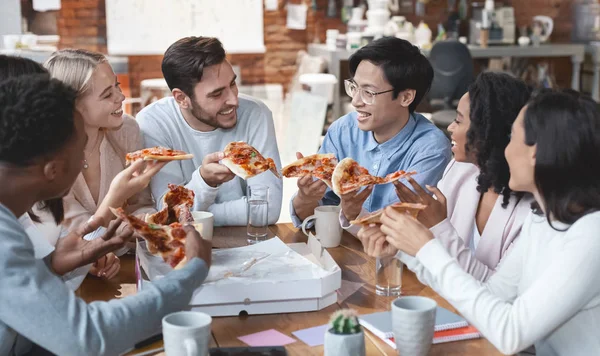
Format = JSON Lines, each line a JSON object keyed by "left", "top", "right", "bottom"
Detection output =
{"left": 62, "top": 115, "right": 156, "bottom": 232}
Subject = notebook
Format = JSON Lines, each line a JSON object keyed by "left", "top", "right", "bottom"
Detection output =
{"left": 358, "top": 307, "right": 480, "bottom": 346}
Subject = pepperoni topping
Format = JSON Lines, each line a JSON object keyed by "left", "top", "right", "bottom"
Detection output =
{"left": 171, "top": 227, "right": 186, "bottom": 240}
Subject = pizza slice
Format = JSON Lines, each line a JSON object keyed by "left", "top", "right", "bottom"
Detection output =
{"left": 350, "top": 202, "right": 428, "bottom": 225}
{"left": 281, "top": 153, "right": 338, "bottom": 186}
{"left": 221, "top": 141, "right": 281, "bottom": 179}
{"left": 146, "top": 184, "right": 195, "bottom": 225}
{"left": 173, "top": 203, "right": 194, "bottom": 224}
{"left": 125, "top": 146, "right": 193, "bottom": 165}
{"left": 331, "top": 158, "right": 416, "bottom": 195}
{"left": 380, "top": 170, "right": 417, "bottom": 184}
{"left": 111, "top": 207, "right": 188, "bottom": 269}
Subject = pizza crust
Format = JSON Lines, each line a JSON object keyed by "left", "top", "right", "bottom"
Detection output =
{"left": 331, "top": 157, "right": 355, "bottom": 196}
{"left": 221, "top": 157, "right": 252, "bottom": 179}
{"left": 221, "top": 141, "right": 280, "bottom": 179}
{"left": 125, "top": 147, "right": 194, "bottom": 165}
{"left": 381, "top": 170, "right": 417, "bottom": 185}
{"left": 281, "top": 153, "right": 337, "bottom": 177}
{"left": 143, "top": 153, "right": 194, "bottom": 162}
{"left": 350, "top": 202, "right": 427, "bottom": 225}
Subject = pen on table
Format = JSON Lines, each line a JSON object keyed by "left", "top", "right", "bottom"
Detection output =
{"left": 119, "top": 333, "right": 163, "bottom": 356}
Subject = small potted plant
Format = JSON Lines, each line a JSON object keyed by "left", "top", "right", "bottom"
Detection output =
{"left": 324, "top": 309, "right": 366, "bottom": 356}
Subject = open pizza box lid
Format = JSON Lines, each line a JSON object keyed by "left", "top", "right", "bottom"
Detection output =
{"left": 135, "top": 235, "right": 342, "bottom": 317}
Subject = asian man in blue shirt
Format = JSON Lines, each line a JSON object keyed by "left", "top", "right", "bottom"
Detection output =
{"left": 291, "top": 37, "right": 452, "bottom": 228}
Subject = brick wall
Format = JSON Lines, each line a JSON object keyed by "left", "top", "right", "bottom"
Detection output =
{"left": 57, "top": 0, "right": 576, "bottom": 97}
{"left": 57, "top": 0, "right": 107, "bottom": 52}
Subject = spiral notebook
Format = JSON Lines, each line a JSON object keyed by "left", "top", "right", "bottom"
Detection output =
{"left": 359, "top": 307, "right": 480, "bottom": 346}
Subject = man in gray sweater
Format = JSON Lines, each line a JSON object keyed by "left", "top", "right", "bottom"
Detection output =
{"left": 137, "top": 37, "right": 283, "bottom": 227}
{"left": 0, "top": 75, "right": 212, "bottom": 354}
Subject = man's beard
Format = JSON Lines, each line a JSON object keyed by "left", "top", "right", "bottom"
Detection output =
{"left": 190, "top": 99, "right": 237, "bottom": 130}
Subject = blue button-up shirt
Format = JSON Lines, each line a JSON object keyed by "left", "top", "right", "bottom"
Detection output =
{"left": 290, "top": 111, "right": 452, "bottom": 227}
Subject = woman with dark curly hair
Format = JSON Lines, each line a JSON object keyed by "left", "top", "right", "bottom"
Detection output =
{"left": 357, "top": 72, "right": 532, "bottom": 281}
{"left": 379, "top": 89, "right": 600, "bottom": 356}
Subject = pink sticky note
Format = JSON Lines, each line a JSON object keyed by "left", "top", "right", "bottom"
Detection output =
{"left": 238, "top": 329, "right": 297, "bottom": 347}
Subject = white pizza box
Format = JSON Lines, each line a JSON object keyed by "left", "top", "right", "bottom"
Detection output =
{"left": 135, "top": 235, "right": 342, "bottom": 317}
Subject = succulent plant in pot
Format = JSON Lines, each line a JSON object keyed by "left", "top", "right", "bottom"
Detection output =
{"left": 324, "top": 309, "right": 366, "bottom": 356}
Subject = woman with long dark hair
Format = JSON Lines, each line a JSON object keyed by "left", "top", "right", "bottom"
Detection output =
{"left": 358, "top": 72, "right": 532, "bottom": 280}
{"left": 381, "top": 89, "right": 600, "bottom": 354}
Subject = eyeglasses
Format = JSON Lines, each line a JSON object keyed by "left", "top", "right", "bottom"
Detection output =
{"left": 344, "top": 79, "right": 394, "bottom": 105}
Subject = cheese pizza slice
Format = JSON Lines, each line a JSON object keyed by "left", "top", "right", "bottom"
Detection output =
{"left": 281, "top": 153, "right": 338, "bottom": 186}
{"left": 111, "top": 207, "right": 188, "bottom": 268}
{"left": 221, "top": 141, "right": 280, "bottom": 179}
{"left": 125, "top": 147, "right": 193, "bottom": 165}
{"left": 350, "top": 202, "right": 428, "bottom": 226}
{"left": 331, "top": 158, "right": 416, "bottom": 195}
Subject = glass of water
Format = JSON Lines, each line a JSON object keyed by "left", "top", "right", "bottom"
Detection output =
{"left": 376, "top": 256, "right": 403, "bottom": 296}
{"left": 246, "top": 184, "right": 269, "bottom": 244}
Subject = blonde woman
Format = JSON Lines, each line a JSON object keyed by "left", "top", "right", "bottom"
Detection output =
{"left": 44, "top": 49, "right": 166, "bottom": 278}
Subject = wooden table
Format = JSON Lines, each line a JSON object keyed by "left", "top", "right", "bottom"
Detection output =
{"left": 77, "top": 224, "right": 503, "bottom": 355}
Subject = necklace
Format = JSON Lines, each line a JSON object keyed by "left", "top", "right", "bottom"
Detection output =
{"left": 83, "top": 131, "right": 103, "bottom": 170}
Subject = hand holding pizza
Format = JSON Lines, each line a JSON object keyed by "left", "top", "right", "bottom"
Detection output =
{"left": 297, "top": 175, "right": 328, "bottom": 199}
{"left": 341, "top": 185, "right": 373, "bottom": 222}
{"left": 357, "top": 224, "right": 398, "bottom": 258}
{"left": 221, "top": 142, "right": 280, "bottom": 179}
{"left": 292, "top": 152, "right": 329, "bottom": 217}
{"left": 183, "top": 224, "right": 212, "bottom": 268}
{"left": 200, "top": 152, "right": 236, "bottom": 187}
{"left": 111, "top": 207, "right": 210, "bottom": 269}
{"left": 294, "top": 152, "right": 327, "bottom": 197}
{"left": 393, "top": 177, "right": 447, "bottom": 228}
{"left": 380, "top": 206, "right": 435, "bottom": 257}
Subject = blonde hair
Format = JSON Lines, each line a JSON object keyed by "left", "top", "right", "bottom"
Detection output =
{"left": 44, "top": 48, "right": 108, "bottom": 96}
{"left": 44, "top": 49, "right": 126, "bottom": 163}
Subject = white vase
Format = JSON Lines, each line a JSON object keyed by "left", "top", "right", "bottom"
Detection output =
{"left": 348, "top": 7, "right": 366, "bottom": 33}
{"left": 324, "top": 329, "right": 366, "bottom": 356}
{"left": 366, "top": 8, "right": 390, "bottom": 29}
{"left": 368, "top": 0, "right": 389, "bottom": 11}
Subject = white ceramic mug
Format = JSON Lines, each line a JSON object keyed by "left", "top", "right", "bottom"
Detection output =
{"left": 192, "top": 211, "right": 214, "bottom": 241}
{"left": 301, "top": 206, "right": 343, "bottom": 248}
{"left": 162, "top": 311, "right": 212, "bottom": 356}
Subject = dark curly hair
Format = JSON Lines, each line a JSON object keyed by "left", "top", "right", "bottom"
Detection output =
{"left": 0, "top": 74, "right": 76, "bottom": 164}
{"left": 0, "top": 75, "right": 76, "bottom": 225}
{"left": 0, "top": 56, "right": 69, "bottom": 224}
{"left": 466, "top": 72, "right": 532, "bottom": 207}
